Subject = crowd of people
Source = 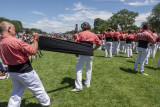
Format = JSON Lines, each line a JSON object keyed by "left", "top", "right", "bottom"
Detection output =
{"left": 95, "top": 25, "right": 160, "bottom": 76}
{"left": 0, "top": 20, "right": 160, "bottom": 106}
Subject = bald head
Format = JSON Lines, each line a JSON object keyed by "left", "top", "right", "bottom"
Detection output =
{"left": 0, "top": 21, "right": 15, "bottom": 36}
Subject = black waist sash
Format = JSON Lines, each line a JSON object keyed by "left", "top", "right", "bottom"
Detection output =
{"left": 138, "top": 40, "right": 149, "bottom": 48}
{"left": 113, "top": 37, "right": 118, "bottom": 41}
{"left": 38, "top": 36, "right": 93, "bottom": 56}
{"left": 126, "top": 39, "right": 133, "bottom": 44}
{"left": 8, "top": 60, "right": 33, "bottom": 73}
{"left": 120, "top": 39, "right": 125, "bottom": 41}
{"left": 106, "top": 37, "right": 112, "bottom": 41}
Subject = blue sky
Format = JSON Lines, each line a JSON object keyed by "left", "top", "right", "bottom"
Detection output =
{"left": 0, "top": 0, "right": 159, "bottom": 33}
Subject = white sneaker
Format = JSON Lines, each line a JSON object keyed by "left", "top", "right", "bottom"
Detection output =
{"left": 5, "top": 73, "right": 9, "bottom": 79}
{"left": 71, "top": 88, "right": 82, "bottom": 92}
{"left": 84, "top": 84, "right": 90, "bottom": 88}
{"left": 140, "top": 72, "right": 148, "bottom": 76}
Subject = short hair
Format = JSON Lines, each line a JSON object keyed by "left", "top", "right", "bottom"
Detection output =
{"left": 0, "top": 21, "right": 10, "bottom": 33}
{"left": 128, "top": 30, "right": 132, "bottom": 34}
{"left": 81, "top": 22, "right": 91, "bottom": 30}
{"left": 152, "top": 29, "right": 156, "bottom": 33}
{"left": 106, "top": 28, "right": 112, "bottom": 32}
{"left": 142, "top": 23, "right": 151, "bottom": 30}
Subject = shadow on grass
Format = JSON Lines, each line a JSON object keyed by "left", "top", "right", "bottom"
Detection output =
{"left": 0, "top": 102, "right": 7, "bottom": 107}
{"left": 95, "top": 56, "right": 104, "bottom": 58}
{"left": 119, "top": 67, "right": 137, "bottom": 74}
{"left": 145, "top": 66, "right": 157, "bottom": 70}
{"left": 0, "top": 100, "right": 42, "bottom": 107}
{"left": 47, "top": 77, "right": 75, "bottom": 94}
{"left": 127, "top": 60, "right": 135, "bottom": 64}
{"left": 21, "top": 77, "right": 76, "bottom": 102}
{"left": 114, "top": 55, "right": 126, "bottom": 58}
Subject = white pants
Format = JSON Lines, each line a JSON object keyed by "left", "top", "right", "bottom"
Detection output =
{"left": 104, "top": 42, "right": 112, "bottom": 58}
{"left": 158, "top": 48, "right": 160, "bottom": 68}
{"left": 145, "top": 46, "right": 151, "bottom": 64}
{"left": 8, "top": 70, "right": 50, "bottom": 107}
{"left": 150, "top": 44, "right": 156, "bottom": 58}
{"left": 135, "top": 42, "right": 138, "bottom": 54}
{"left": 120, "top": 41, "right": 126, "bottom": 53}
{"left": 75, "top": 55, "right": 93, "bottom": 90}
{"left": 112, "top": 41, "right": 119, "bottom": 55}
{"left": 132, "top": 42, "right": 136, "bottom": 51}
{"left": 133, "top": 47, "right": 148, "bottom": 72}
{"left": 126, "top": 44, "right": 133, "bottom": 57}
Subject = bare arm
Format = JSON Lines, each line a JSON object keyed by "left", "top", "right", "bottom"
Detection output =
{"left": 93, "top": 44, "right": 102, "bottom": 51}
{"left": 32, "top": 32, "right": 40, "bottom": 55}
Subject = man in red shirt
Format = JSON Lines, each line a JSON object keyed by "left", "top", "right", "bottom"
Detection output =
{"left": 125, "top": 30, "right": 134, "bottom": 58}
{"left": 103, "top": 28, "right": 115, "bottom": 58}
{"left": 157, "top": 35, "right": 160, "bottom": 69}
{"left": 97, "top": 31, "right": 102, "bottom": 50}
{"left": 133, "top": 24, "right": 155, "bottom": 75}
{"left": 112, "top": 30, "right": 120, "bottom": 55}
{"left": 150, "top": 29, "right": 158, "bottom": 58}
{"left": 0, "top": 21, "right": 52, "bottom": 107}
{"left": 71, "top": 22, "right": 101, "bottom": 92}
{"left": 119, "top": 31, "right": 126, "bottom": 53}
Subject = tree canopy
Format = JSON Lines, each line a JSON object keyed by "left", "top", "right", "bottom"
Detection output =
{"left": 109, "top": 9, "right": 139, "bottom": 31}
{"left": 147, "top": 2, "right": 160, "bottom": 33}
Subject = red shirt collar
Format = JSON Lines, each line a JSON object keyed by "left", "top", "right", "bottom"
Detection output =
{"left": 1, "top": 35, "right": 16, "bottom": 39}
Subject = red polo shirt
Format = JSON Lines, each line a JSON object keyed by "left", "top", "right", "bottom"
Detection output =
{"left": 75, "top": 30, "right": 101, "bottom": 45}
{"left": 135, "top": 31, "right": 155, "bottom": 43}
{"left": 0, "top": 35, "right": 34, "bottom": 65}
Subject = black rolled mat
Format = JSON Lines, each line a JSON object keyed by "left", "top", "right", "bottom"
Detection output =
{"left": 38, "top": 36, "right": 93, "bottom": 56}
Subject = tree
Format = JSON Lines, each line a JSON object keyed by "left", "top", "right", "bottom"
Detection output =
{"left": 97, "top": 24, "right": 109, "bottom": 33}
{"left": 12, "top": 20, "right": 23, "bottom": 33}
{"left": 94, "top": 18, "right": 107, "bottom": 28}
{"left": 23, "top": 28, "right": 33, "bottom": 34}
{"left": 147, "top": 3, "right": 160, "bottom": 33}
{"left": 108, "top": 9, "right": 138, "bottom": 31}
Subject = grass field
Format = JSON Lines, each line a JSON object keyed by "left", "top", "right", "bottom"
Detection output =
{"left": 0, "top": 50, "right": 160, "bottom": 107}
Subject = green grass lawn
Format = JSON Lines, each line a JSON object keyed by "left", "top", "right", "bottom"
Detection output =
{"left": 0, "top": 50, "right": 160, "bottom": 107}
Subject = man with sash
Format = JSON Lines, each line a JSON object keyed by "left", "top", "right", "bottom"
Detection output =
{"left": 133, "top": 24, "right": 155, "bottom": 75}
{"left": 71, "top": 22, "right": 101, "bottom": 92}
{"left": 0, "top": 21, "right": 52, "bottom": 107}
{"left": 103, "top": 28, "right": 115, "bottom": 58}
{"left": 125, "top": 30, "right": 134, "bottom": 58}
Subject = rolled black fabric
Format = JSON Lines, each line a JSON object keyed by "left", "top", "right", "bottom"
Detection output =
{"left": 38, "top": 36, "right": 93, "bottom": 56}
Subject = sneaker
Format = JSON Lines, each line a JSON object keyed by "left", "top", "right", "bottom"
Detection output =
{"left": 140, "top": 72, "right": 148, "bottom": 76}
{"left": 132, "top": 69, "right": 137, "bottom": 73}
{"left": 5, "top": 73, "right": 9, "bottom": 79}
{"left": 84, "top": 84, "right": 90, "bottom": 88}
{"left": 71, "top": 88, "right": 82, "bottom": 92}
{"left": 44, "top": 99, "right": 53, "bottom": 107}
{"left": 50, "top": 99, "right": 53, "bottom": 105}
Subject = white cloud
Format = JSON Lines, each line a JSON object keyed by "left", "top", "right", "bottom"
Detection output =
{"left": 72, "top": 2, "right": 88, "bottom": 10}
{"left": 125, "top": 0, "right": 158, "bottom": 6}
{"left": 59, "top": 9, "right": 112, "bottom": 22}
{"left": 23, "top": 17, "right": 74, "bottom": 33}
{"left": 65, "top": 8, "right": 70, "bottom": 10}
{"left": 120, "top": 0, "right": 125, "bottom": 2}
{"left": 23, "top": 2, "right": 154, "bottom": 33}
{"left": 31, "top": 11, "right": 45, "bottom": 16}
{"left": 135, "top": 12, "right": 151, "bottom": 27}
